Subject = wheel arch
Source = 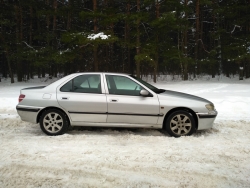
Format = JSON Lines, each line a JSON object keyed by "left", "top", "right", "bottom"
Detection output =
{"left": 37, "top": 106, "right": 71, "bottom": 125}
{"left": 163, "top": 107, "right": 198, "bottom": 130}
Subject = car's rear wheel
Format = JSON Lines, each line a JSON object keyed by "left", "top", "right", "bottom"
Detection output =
{"left": 39, "top": 109, "right": 69, "bottom": 136}
{"left": 165, "top": 110, "right": 196, "bottom": 137}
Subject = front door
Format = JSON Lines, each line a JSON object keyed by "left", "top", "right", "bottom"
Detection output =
{"left": 57, "top": 74, "right": 107, "bottom": 123}
{"left": 105, "top": 74, "right": 160, "bottom": 125}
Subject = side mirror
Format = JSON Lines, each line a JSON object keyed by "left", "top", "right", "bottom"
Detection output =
{"left": 140, "top": 89, "right": 149, "bottom": 96}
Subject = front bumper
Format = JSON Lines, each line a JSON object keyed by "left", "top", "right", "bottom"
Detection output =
{"left": 196, "top": 110, "right": 218, "bottom": 130}
{"left": 16, "top": 105, "right": 42, "bottom": 124}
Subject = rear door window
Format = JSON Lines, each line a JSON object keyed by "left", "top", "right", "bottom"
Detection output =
{"left": 60, "top": 74, "right": 101, "bottom": 94}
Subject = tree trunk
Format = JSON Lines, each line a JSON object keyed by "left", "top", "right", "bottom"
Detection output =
{"left": 2, "top": 53, "right": 7, "bottom": 78}
{"left": 177, "top": 29, "right": 184, "bottom": 79}
{"left": 53, "top": 0, "right": 57, "bottom": 35}
{"left": 0, "top": 24, "right": 3, "bottom": 81}
{"left": 183, "top": 0, "right": 189, "bottom": 80}
{"left": 45, "top": 0, "right": 50, "bottom": 76}
{"left": 154, "top": 0, "right": 160, "bottom": 83}
{"left": 246, "top": 61, "right": 250, "bottom": 78}
{"left": 125, "top": 1, "right": 132, "bottom": 74}
{"left": 38, "top": 68, "right": 41, "bottom": 78}
{"left": 93, "top": 0, "right": 98, "bottom": 71}
{"left": 51, "top": 0, "right": 57, "bottom": 76}
{"left": 216, "top": 3, "right": 222, "bottom": 76}
{"left": 20, "top": 6, "right": 24, "bottom": 81}
{"left": 246, "top": 2, "right": 250, "bottom": 78}
{"left": 183, "top": 29, "right": 189, "bottom": 80}
{"left": 42, "top": 68, "right": 45, "bottom": 77}
{"left": 67, "top": 0, "right": 71, "bottom": 31}
{"left": 5, "top": 49, "right": 14, "bottom": 83}
{"left": 29, "top": 6, "right": 33, "bottom": 79}
{"left": 194, "top": 0, "right": 200, "bottom": 78}
{"left": 136, "top": 0, "right": 140, "bottom": 78}
{"left": 47, "top": 0, "right": 50, "bottom": 33}
{"left": 14, "top": 5, "right": 22, "bottom": 82}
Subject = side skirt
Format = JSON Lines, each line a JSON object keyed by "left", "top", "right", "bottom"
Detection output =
{"left": 70, "top": 122, "right": 162, "bottom": 129}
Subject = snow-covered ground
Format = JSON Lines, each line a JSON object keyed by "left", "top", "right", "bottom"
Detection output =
{"left": 0, "top": 76, "right": 250, "bottom": 187}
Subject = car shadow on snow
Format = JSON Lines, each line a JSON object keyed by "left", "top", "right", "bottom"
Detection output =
{"left": 66, "top": 126, "right": 218, "bottom": 137}
{"left": 69, "top": 126, "right": 168, "bottom": 137}
{"left": 22, "top": 123, "right": 218, "bottom": 138}
{"left": 24, "top": 125, "right": 219, "bottom": 138}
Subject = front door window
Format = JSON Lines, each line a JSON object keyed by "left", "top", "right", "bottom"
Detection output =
{"left": 105, "top": 75, "right": 143, "bottom": 96}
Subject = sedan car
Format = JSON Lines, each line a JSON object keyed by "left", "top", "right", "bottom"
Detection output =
{"left": 16, "top": 72, "right": 217, "bottom": 137}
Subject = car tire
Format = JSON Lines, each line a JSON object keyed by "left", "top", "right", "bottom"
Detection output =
{"left": 39, "top": 109, "right": 69, "bottom": 136}
{"left": 165, "top": 110, "right": 196, "bottom": 137}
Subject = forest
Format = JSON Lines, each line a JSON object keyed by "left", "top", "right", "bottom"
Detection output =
{"left": 0, "top": 0, "right": 250, "bottom": 83}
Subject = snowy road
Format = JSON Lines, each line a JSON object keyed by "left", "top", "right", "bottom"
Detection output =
{"left": 0, "top": 77, "right": 250, "bottom": 187}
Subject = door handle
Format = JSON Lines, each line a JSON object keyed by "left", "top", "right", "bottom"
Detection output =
{"left": 62, "top": 97, "right": 69, "bottom": 100}
{"left": 110, "top": 99, "right": 118, "bottom": 102}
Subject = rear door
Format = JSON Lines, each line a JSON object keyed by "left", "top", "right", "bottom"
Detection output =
{"left": 104, "top": 74, "right": 160, "bottom": 125}
{"left": 57, "top": 73, "right": 107, "bottom": 123}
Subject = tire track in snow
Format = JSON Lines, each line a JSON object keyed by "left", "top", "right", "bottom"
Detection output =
{"left": 0, "top": 159, "right": 249, "bottom": 188}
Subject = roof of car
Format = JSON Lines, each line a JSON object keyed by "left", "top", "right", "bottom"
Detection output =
{"left": 70, "top": 72, "right": 131, "bottom": 76}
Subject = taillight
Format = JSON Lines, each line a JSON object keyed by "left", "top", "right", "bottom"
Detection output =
{"left": 19, "top": 94, "right": 25, "bottom": 103}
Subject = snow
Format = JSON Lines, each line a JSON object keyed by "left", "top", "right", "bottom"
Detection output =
{"left": 59, "top": 48, "right": 70, "bottom": 55}
{"left": 0, "top": 76, "right": 250, "bottom": 187}
{"left": 87, "top": 32, "right": 110, "bottom": 40}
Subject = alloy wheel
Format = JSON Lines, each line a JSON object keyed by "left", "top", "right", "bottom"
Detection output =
{"left": 43, "top": 112, "right": 63, "bottom": 133}
{"left": 170, "top": 114, "right": 192, "bottom": 136}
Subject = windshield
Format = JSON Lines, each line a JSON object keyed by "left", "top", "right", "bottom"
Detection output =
{"left": 129, "top": 75, "right": 165, "bottom": 94}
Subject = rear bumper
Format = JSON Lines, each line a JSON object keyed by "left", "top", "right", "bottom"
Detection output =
{"left": 196, "top": 110, "right": 217, "bottom": 130}
{"left": 16, "top": 105, "right": 42, "bottom": 124}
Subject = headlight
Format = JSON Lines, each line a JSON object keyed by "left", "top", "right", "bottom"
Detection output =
{"left": 205, "top": 104, "right": 215, "bottom": 111}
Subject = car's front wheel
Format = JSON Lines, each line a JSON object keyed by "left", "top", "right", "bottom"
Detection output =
{"left": 39, "top": 109, "right": 69, "bottom": 136}
{"left": 165, "top": 110, "right": 196, "bottom": 137}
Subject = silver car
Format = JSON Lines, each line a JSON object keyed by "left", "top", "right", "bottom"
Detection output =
{"left": 16, "top": 72, "right": 217, "bottom": 137}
